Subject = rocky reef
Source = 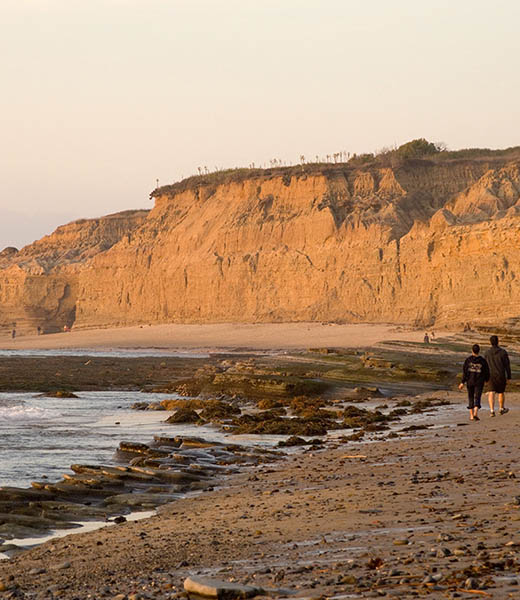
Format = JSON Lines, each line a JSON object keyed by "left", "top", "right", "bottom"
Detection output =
{"left": 3, "top": 150, "right": 520, "bottom": 333}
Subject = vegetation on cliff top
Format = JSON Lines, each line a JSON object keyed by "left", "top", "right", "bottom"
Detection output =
{"left": 152, "top": 139, "right": 520, "bottom": 198}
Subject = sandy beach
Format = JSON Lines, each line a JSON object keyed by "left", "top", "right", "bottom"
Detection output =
{"left": 1, "top": 327, "right": 519, "bottom": 599}
{"left": 0, "top": 323, "right": 432, "bottom": 352}
{"left": 1, "top": 392, "right": 520, "bottom": 599}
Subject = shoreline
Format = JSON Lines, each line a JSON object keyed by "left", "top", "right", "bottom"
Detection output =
{"left": 0, "top": 322, "right": 437, "bottom": 352}
{"left": 2, "top": 334, "right": 519, "bottom": 598}
{"left": 0, "top": 389, "right": 453, "bottom": 559}
{"left": 2, "top": 393, "right": 520, "bottom": 598}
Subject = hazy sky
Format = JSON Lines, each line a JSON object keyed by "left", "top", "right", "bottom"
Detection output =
{"left": 1, "top": 0, "right": 519, "bottom": 249}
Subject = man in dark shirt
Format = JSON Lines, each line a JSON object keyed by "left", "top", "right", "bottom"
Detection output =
{"left": 459, "top": 344, "right": 490, "bottom": 421}
{"left": 485, "top": 335, "right": 512, "bottom": 416}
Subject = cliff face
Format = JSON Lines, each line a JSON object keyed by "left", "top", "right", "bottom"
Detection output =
{"left": 0, "top": 210, "right": 148, "bottom": 333}
{"left": 2, "top": 159, "right": 520, "bottom": 333}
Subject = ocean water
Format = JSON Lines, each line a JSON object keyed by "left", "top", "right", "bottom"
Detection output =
{"left": 0, "top": 390, "right": 283, "bottom": 490}
{"left": 0, "top": 348, "right": 209, "bottom": 358}
{"left": 0, "top": 391, "right": 217, "bottom": 489}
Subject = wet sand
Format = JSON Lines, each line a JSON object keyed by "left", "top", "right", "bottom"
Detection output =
{"left": 2, "top": 392, "right": 520, "bottom": 598}
{"left": 0, "top": 322, "right": 432, "bottom": 352}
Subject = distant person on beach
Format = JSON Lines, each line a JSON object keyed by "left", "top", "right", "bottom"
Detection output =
{"left": 430, "top": 331, "right": 435, "bottom": 340}
{"left": 423, "top": 332, "right": 430, "bottom": 344}
{"left": 37, "top": 326, "right": 41, "bottom": 335}
{"left": 485, "top": 335, "right": 511, "bottom": 416}
{"left": 11, "top": 329, "right": 16, "bottom": 339}
{"left": 459, "top": 344, "right": 489, "bottom": 421}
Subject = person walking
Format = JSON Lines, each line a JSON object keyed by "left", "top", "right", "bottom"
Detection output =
{"left": 459, "top": 344, "right": 490, "bottom": 421}
{"left": 485, "top": 335, "right": 511, "bottom": 416}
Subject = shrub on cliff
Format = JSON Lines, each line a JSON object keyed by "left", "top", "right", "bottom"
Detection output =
{"left": 396, "top": 138, "right": 441, "bottom": 159}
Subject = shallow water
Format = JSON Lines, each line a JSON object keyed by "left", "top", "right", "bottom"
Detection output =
{"left": 0, "top": 391, "right": 219, "bottom": 488}
{"left": 0, "top": 348, "right": 209, "bottom": 358}
{"left": 0, "top": 390, "right": 288, "bottom": 489}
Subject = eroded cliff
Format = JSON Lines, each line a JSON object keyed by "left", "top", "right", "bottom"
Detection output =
{"left": 0, "top": 210, "right": 148, "bottom": 333}
{"left": 2, "top": 156, "right": 520, "bottom": 333}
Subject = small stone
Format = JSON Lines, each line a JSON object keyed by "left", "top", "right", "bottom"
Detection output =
{"left": 465, "top": 577, "right": 479, "bottom": 590}
{"left": 114, "top": 515, "right": 127, "bottom": 524}
{"left": 436, "top": 547, "right": 452, "bottom": 558}
{"left": 56, "top": 561, "right": 71, "bottom": 570}
{"left": 112, "top": 595, "right": 127, "bottom": 600}
{"left": 393, "top": 539, "right": 409, "bottom": 546}
{"left": 29, "top": 568, "right": 46, "bottom": 575}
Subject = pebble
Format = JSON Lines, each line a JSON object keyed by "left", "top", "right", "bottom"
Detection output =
{"left": 464, "top": 577, "right": 479, "bottom": 589}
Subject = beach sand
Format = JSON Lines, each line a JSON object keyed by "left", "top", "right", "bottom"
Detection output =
{"left": 1, "top": 393, "right": 520, "bottom": 598}
{"left": 3, "top": 325, "right": 518, "bottom": 599}
{"left": 0, "top": 322, "right": 436, "bottom": 352}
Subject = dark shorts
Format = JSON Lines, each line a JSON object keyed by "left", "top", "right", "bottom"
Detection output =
{"left": 488, "top": 378, "right": 507, "bottom": 394}
{"left": 467, "top": 384, "right": 484, "bottom": 409}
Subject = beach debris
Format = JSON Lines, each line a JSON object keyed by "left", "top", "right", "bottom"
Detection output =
{"left": 340, "top": 454, "right": 367, "bottom": 459}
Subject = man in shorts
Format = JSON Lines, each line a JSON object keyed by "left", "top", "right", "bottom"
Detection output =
{"left": 485, "top": 335, "right": 512, "bottom": 416}
{"left": 459, "top": 344, "right": 490, "bottom": 421}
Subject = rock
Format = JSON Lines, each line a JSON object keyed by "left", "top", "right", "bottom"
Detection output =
{"left": 465, "top": 577, "right": 479, "bottom": 590}
{"left": 183, "top": 576, "right": 264, "bottom": 599}
{"left": 113, "top": 516, "right": 127, "bottom": 524}
{"left": 199, "top": 400, "right": 241, "bottom": 422}
{"left": 278, "top": 436, "right": 310, "bottom": 447}
{"left": 165, "top": 408, "right": 202, "bottom": 424}
{"left": 131, "top": 402, "right": 149, "bottom": 410}
{"left": 353, "top": 386, "right": 384, "bottom": 397}
{"left": 43, "top": 390, "right": 79, "bottom": 398}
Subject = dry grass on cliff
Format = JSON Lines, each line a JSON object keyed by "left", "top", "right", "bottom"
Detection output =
{"left": 152, "top": 146, "right": 520, "bottom": 199}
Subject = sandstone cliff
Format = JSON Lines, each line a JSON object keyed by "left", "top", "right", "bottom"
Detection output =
{"left": 2, "top": 155, "right": 520, "bottom": 333}
{"left": 0, "top": 210, "right": 148, "bottom": 334}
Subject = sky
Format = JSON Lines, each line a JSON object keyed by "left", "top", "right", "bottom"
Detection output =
{"left": 1, "top": 0, "right": 519, "bottom": 249}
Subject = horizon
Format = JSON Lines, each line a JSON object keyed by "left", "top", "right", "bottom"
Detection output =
{"left": 1, "top": 0, "right": 519, "bottom": 249}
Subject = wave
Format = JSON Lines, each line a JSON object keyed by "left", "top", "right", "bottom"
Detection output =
{"left": 0, "top": 404, "right": 56, "bottom": 421}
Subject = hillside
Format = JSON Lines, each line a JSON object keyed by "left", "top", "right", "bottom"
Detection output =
{"left": 2, "top": 149, "right": 520, "bottom": 334}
